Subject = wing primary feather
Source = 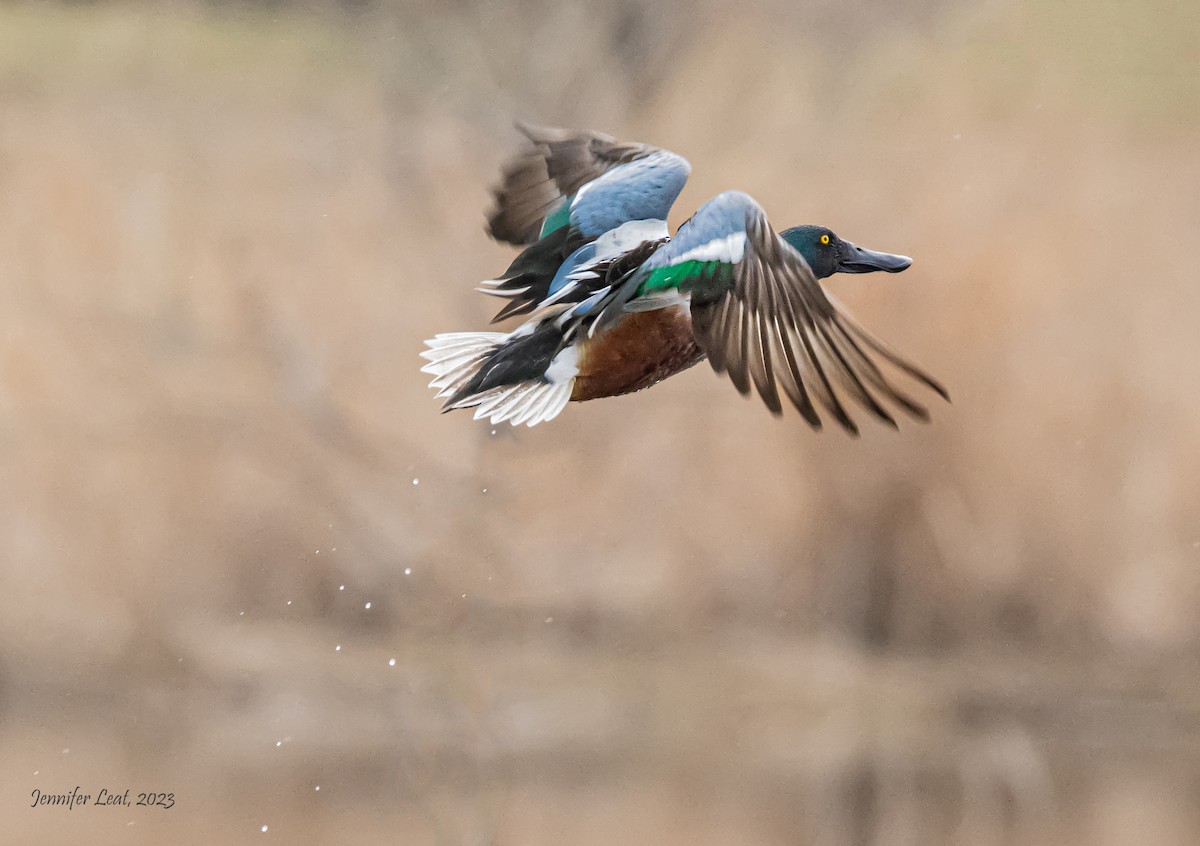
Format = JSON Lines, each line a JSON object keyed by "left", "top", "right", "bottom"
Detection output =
{"left": 749, "top": 209, "right": 856, "bottom": 431}
{"left": 834, "top": 308, "right": 950, "bottom": 401}
{"left": 824, "top": 320, "right": 931, "bottom": 421}
{"left": 745, "top": 255, "right": 781, "bottom": 414}
{"left": 806, "top": 320, "right": 897, "bottom": 428}
{"left": 681, "top": 193, "right": 944, "bottom": 429}
{"left": 748, "top": 234, "right": 816, "bottom": 422}
{"left": 753, "top": 308, "right": 782, "bottom": 414}
{"left": 778, "top": 266, "right": 858, "bottom": 434}
{"left": 486, "top": 151, "right": 559, "bottom": 245}
{"left": 770, "top": 312, "right": 822, "bottom": 428}
{"left": 724, "top": 299, "right": 751, "bottom": 395}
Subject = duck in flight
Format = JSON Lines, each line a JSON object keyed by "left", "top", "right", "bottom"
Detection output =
{"left": 421, "top": 124, "right": 948, "bottom": 433}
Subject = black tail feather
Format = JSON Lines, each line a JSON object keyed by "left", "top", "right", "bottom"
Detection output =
{"left": 444, "top": 321, "right": 565, "bottom": 407}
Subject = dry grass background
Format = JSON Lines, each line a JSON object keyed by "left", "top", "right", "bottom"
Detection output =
{"left": 1, "top": 0, "right": 1199, "bottom": 844}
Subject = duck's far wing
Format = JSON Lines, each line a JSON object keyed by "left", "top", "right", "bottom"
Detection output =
{"left": 636, "top": 192, "right": 948, "bottom": 433}
{"left": 486, "top": 123, "right": 690, "bottom": 246}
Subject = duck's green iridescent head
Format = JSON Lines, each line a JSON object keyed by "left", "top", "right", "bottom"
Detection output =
{"left": 780, "top": 225, "right": 912, "bottom": 279}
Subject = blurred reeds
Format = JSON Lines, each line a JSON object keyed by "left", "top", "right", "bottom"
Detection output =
{"left": 1, "top": 1, "right": 1198, "bottom": 844}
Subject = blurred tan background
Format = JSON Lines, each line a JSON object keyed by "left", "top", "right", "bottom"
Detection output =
{"left": 2, "top": 0, "right": 1199, "bottom": 843}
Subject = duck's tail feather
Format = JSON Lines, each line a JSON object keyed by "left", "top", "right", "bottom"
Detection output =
{"left": 452, "top": 380, "right": 574, "bottom": 427}
{"left": 420, "top": 331, "right": 507, "bottom": 398}
{"left": 419, "top": 330, "right": 576, "bottom": 427}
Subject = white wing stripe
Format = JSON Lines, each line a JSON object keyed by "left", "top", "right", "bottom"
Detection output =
{"left": 670, "top": 232, "right": 747, "bottom": 266}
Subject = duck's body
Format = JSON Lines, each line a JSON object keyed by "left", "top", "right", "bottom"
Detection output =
{"left": 571, "top": 304, "right": 704, "bottom": 401}
{"left": 422, "top": 126, "right": 947, "bottom": 432}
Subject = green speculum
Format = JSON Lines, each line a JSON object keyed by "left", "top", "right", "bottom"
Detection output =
{"left": 638, "top": 260, "right": 733, "bottom": 298}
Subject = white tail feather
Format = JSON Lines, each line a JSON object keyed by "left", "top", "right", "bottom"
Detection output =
{"left": 490, "top": 383, "right": 538, "bottom": 424}
{"left": 472, "top": 385, "right": 521, "bottom": 418}
{"left": 455, "top": 379, "right": 572, "bottom": 427}
{"left": 422, "top": 347, "right": 490, "bottom": 375}
{"left": 423, "top": 331, "right": 505, "bottom": 348}
{"left": 420, "top": 331, "right": 505, "bottom": 390}
{"left": 420, "top": 332, "right": 573, "bottom": 427}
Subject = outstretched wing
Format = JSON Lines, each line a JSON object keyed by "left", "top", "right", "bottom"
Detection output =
{"left": 487, "top": 123, "right": 681, "bottom": 246}
{"left": 479, "top": 124, "right": 690, "bottom": 322}
{"left": 612, "top": 191, "right": 949, "bottom": 434}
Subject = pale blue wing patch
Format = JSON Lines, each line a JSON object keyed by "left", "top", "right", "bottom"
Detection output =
{"left": 641, "top": 191, "right": 760, "bottom": 270}
{"left": 568, "top": 151, "right": 691, "bottom": 239}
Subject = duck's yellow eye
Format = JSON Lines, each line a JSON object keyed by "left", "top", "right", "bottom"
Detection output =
{"left": 820, "top": 234, "right": 830, "bottom": 245}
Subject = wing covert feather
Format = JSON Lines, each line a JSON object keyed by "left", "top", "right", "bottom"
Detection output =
{"left": 486, "top": 123, "right": 687, "bottom": 246}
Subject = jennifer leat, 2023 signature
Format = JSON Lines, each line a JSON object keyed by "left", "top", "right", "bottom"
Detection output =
{"left": 30, "top": 787, "right": 174, "bottom": 810}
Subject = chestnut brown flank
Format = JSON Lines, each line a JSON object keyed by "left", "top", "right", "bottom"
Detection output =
{"left": 572, "top": 307, "right": 706, "bottom": 401}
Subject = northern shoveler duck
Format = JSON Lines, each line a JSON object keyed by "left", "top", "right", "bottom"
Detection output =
{"left": 421, "top": 124, "right": 948, "bottom": 434}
